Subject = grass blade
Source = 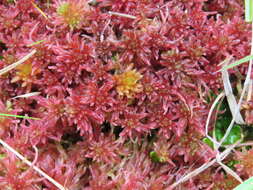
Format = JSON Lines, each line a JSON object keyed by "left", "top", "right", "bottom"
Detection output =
{"left": 0, "top": 113, "right": 40, "bottom": 120}
{"left": 32, "top": 2, "right": 48, "bottom": 19}
{"left": 233, "top": 176, "right": 253, "bottom": 190}
{"left": 221, "top": 64, "right": 245, "bottom": 124}
{"left": 220, "top": 55, "right": 253, "bottom": 71}
{"left": 245, "top": 0, "right": 253, "bottom": 22}
{"left": 27, "top": 39, "right": 45, "bottom": 47}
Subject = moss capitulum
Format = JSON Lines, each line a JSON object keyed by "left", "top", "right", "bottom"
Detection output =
{"left": 114, "top": 64, "right": 143, "bottom": 97}
{"left": 57, "top": 2, "right": 84, "bottom": 29}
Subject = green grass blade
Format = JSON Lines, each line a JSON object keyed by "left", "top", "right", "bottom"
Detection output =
{"left": 233, "top": 176, "right": 253, "bottom": 190}
{"left": 220, "top": 55, "right": 253, "bottom": 71}
{"left": 245, "top": 0, "right": 253, "bottom": 22}
{"left": 26, "top": 39, "right": 45, "bottom": 47}
{"left": 0, "top": 113, "right": 40, "bottom": 120}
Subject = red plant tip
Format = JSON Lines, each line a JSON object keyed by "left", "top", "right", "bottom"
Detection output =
{"left": 114, "top": 64, "right": 143, "bottom": 98}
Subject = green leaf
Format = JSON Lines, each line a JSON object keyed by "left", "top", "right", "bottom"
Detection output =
{"left": 245, "top": 0, "right": 253, "bottom": 22}
{"left": 202, "top": 137, "right": 214, "bottom": 148}
{"left": 0, "top": 153, "right": 6, "bottom": 159}
{"left": 221, "top": 55, "right": 253, "bottom": 71}
{"left": 233, "top": 176, "right": 253, "bottom": 190}
{"left": 227, "top": 160, "right": 239, "bottom": 169}
{"left": 149, "top": 151, "right": 167, "bottom": 163}
{"left": 216, "top": 116, "right": 231, "bottom": 128}
{"left": 215, "top": 124, "right": 243, "bottom": 145}
{"left": 0, "top": 113, "right": 40, "bottom": 120}
{"left": 150, "top": 151, "right": 161, "bottom": 163}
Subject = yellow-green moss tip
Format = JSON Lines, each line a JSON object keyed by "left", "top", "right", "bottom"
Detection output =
{"left": 56, "top": 2, "right": 84, "bottom": 29}
{"left": 114, "top": 64, "right": 143, "bottom": 98}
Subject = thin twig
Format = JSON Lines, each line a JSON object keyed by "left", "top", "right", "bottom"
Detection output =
{"left": 235, "top": 141, "right": 253, "bottom": 147}
{"left": 100, "top": 19, "right": 111, "bottom": 42}
{"left": 216, "top": 153, "right": 243, "bottom": 183}
{"left": 11, "top": 92, "right": 41, "bottom": 99}
{"left": 0, "top": 139, "right": 68, "bottom": 190}
{"left": 32, "top": 145, "right": 39, "bottom": 165}
{"left": 170, "top": 141, "right": 239, "bottom": 189}
{"left": 32, "top": 2, "right": 48, "bottom": 19}
{"left": 221, "top": 58, "right": 245, "bottom": 124}
{"left": 0, "top": 50, "right": 36, "bottom": 76}
{"left": 205, "top": 92, "right": 225, "bottom": 147}
{"left": 247, "top": 79, "right": 253, "bottom": 101}
{"left": 108, "top": 11, "right": 136, "bottom": 19}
